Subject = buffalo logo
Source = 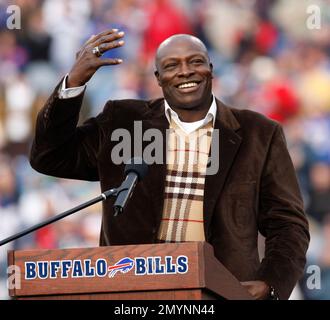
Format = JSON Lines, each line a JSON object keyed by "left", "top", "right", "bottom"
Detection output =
{"left": 108, "top": 257, "right": 134, "bottom": 278}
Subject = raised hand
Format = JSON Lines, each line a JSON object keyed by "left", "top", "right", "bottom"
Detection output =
{"left": 67, "top": 29, "right": 125, "bottom": 88}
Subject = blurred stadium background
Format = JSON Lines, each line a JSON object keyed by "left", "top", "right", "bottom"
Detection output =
{"left": 0, "top": 0, "right": 330, "bottom": 299}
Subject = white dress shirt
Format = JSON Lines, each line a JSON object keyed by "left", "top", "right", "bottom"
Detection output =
{"left": 164, "top": 97, "right": 216, "bottom": 134}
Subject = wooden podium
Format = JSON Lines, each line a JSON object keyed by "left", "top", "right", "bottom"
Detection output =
{"left": 8, "top": 242, "right": 253, "bottom": 300}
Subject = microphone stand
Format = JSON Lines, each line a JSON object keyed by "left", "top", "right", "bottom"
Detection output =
{"left": 0, "top": 188, "right": 120, "bottom": 247}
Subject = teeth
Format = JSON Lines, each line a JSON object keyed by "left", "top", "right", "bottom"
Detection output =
{"left": 178, "top": 82, "right": 198, "bottom": 89}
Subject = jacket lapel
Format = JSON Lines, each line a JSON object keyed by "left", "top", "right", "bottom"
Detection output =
{"left": 143, "top": 99, "right": 168, "bottom": 228}
{"left": 204, "top": 99, "right": 242, "bottom": 239}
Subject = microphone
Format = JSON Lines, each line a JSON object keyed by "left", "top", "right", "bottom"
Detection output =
{"left": 113, "top": 157, "right": 148, "bottom": 216}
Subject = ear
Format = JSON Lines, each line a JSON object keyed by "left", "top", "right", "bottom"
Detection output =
{"left": 154, "top": 70, "right": 162, "bottom": 87}
{"left": 210, "top": 63, "right": 214, "bottom": 79}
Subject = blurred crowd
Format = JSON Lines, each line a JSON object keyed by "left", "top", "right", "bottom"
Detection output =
{"left": 0, "top": 0, "right": 330, "bottom": 299}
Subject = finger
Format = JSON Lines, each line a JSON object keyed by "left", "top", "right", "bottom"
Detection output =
{"left": 92, "top": 31, "right": 125, "bottom": 48}
{"left": 84, "top": 34, "right": 96, "bottom": 46}
{"left": 88, "top": 39, "right": 124, "bottom": 59}
{"left": 97, "top": 39, "right": 125, "bottom": 55}
{"left": 97, "top": 58, "right": 123, "bottom": 67}
{"left": 76, "top": 34, "right": 98, "bottom": 58}
{"left": 240, "top": 281, "right": 253, "bottom": 287}
{"left": 85, "top": 29, "right": 119, "bottom": 46}
{"left": 243, "top": 286, "right": 257, "bottom": 298}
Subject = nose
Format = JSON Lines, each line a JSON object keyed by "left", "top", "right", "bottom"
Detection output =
{"left": 177, "top": 62, "right": 194, "bottom": 77}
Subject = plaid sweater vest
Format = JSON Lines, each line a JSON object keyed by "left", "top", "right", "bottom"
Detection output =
{"left": 157, "top": 120, "right": 214, "bottom": 242}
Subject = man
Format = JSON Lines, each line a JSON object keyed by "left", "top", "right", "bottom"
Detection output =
{"left": 30, "top": 30, "right": 310, "bottom": 300}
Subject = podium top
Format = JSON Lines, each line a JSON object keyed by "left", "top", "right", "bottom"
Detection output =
{"left": 8, "top": 242, "right": 252, "bottom": 299}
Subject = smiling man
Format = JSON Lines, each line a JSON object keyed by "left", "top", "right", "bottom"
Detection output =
{"left": 154, "top": 35, "right": 213, "bottom": 122}
{"left": 30, "top": 31, "right": 309, "bottom": 300}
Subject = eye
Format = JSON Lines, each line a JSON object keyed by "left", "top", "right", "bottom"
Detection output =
{"left": 191, "top": 58, "right": 204, "bottom": 64}
{"left": 164, "top": 63, "right": 177, "bottom": 70}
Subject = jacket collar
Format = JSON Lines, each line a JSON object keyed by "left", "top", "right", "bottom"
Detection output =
{"left": 145, "top": 97, "right": 241, "bottom": 132}
{"left": 214, "top": 98, "right": 240, "bottom": 131}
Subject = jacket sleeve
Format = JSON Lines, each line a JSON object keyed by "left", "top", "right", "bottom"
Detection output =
{"left": 30, "top": 80, "right": 113, "bottom": 181}
{"left": 256, "top": 124, "right": 310, "bottom": 300}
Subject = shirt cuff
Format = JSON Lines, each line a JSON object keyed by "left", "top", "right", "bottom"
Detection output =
{"left": 58, "top": 74, "right": 86, "bottom": 99}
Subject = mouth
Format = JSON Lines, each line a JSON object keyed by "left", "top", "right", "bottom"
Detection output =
{"left": 175, "top": 81, "right": 202, "bottom": 92}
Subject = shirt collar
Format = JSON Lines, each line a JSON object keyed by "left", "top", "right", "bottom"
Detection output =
{"left": 164, "top": 96, "right": 217, "bottom": 129}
